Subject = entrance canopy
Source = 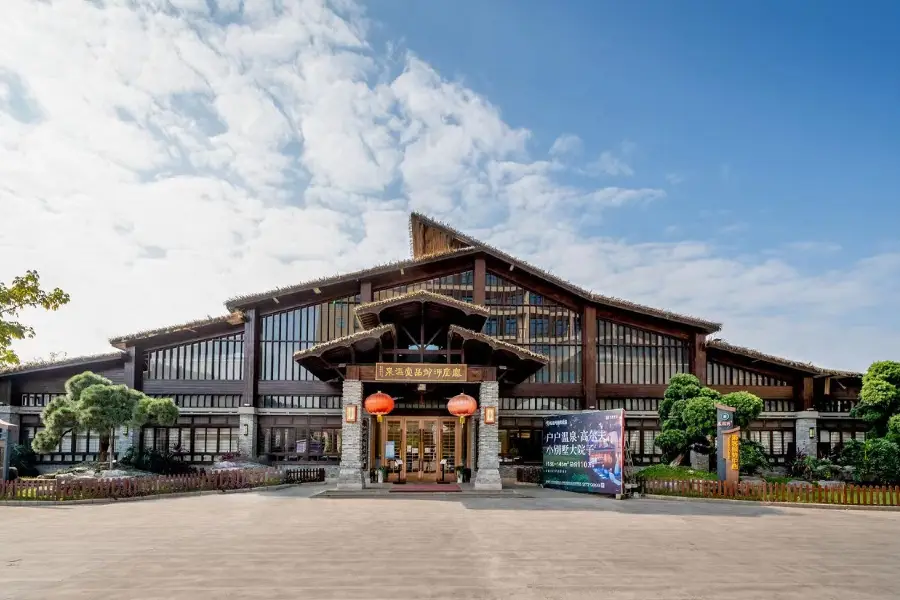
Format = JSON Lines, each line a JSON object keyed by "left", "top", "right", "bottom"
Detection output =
{"left": 293, "top": 290, "right": 548, "bottom": 385}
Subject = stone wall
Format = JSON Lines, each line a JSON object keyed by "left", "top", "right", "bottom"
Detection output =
{"left": 238, "top": 407, "right": 258, "bottom": 458}
{"left": 474, "top": 381, "right": 501, "bottom": 490}
{"left": 795, "top": 411, "right": 819, "bottom": 458}
{"left": 337, "top": 379, "right": 365, "bottom": 490}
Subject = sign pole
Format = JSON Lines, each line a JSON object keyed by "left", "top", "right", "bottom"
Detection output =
{"left": 715, "top": 404, "right": 740, "bottom": 484}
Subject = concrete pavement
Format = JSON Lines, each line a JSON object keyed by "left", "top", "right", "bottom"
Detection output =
{"left": 1, "top": 484, "right": 897, "bottom": 599}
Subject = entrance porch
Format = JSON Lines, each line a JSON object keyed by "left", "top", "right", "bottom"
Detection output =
{"left": 291, "top": 290, "right": 549, "bottom": 492}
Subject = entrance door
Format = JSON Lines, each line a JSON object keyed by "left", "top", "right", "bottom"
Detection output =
{"left": 382, "top": 417, "right": 459, "bottom": 483}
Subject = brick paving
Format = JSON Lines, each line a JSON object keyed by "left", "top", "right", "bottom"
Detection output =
{"left": 1, "top": 484, "right": 898, "bottom": 600}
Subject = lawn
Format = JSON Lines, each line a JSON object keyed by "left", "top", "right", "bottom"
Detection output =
{"left": 636, "top": 464, "right": 717, "bottom": 481}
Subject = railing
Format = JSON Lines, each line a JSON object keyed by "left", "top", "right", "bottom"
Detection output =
{"left": 642, "top": 479, "right": 900, "bottom": 507}
{"left": 283, "top": 467, "right": 326, "bottom": 484}
{"left": 818, "top": 399, "right": 858, "bottom": 413}
{"left": 0, "top": 468, "right": 320, "bottom": 502}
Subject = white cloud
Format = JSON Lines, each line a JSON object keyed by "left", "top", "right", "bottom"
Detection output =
{"left": 549, "top": 134, "right": 582, "bottom": 158}
{"left": 0, "top": 0, "right": 898, "bottom": 372}
{"left": 665, "top": 172, "right": 685, "bottom": 185}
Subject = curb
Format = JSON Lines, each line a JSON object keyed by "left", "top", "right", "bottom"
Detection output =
{"left": 0, "top": 483, "right": 298, "bottom": 507}
{"left": 642, "top": 493, "right": 900, "bottom": 512}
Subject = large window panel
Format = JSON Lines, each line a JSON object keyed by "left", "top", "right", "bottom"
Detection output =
{"left": 145, "top": 332, "right": 244, "bottom": 380}
{"left": 596, "top": 320, "right": 688, "bottom": 384}
{"left": 485, "top": 273, "right": 582, "bottom": 383}
{"left": 260, "top": 296, "right": 360, "bottom": 380}
{"left": 707, "top": 361, "right": 788, "bottom": 386}
{"left": 374, "top": 271, "right": 474, "bottom": 302}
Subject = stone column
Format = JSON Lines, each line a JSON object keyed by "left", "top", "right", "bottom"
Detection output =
{"left": 474, "top": 381, "right": 501, "bottom": 490}
{"left": 1, "top": 406, "right": 20, "bottom": 480}
{"left": 238, "top": 406, "right": 258, "bottom": 459}
{"left": 113, "top": 424, "right": 140, "bottom": 462}
{"left": 795, "top": 411, "right": 819, "bottom": 458}
{"left": 337, "top": 379, "right": 365, "bottom": 490}
{"left": 689, "top": 449, "right": 710, "bottom": 472}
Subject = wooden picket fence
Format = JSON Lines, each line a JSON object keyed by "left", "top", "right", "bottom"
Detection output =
{"left": 643, "top": 479, "right": 900, "bottom": 507}
{"left": 0, "top": 468, "right": 312, "bottom": 502}
{"left": 283, "top": 467, "right": 326, "bottom": 484}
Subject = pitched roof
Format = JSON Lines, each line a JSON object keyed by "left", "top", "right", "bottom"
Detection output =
{"left": 408, "top": 213, "right": 722, "bottom": 333}
{"left": 292, "top": 324, "right": 397, "bottom": 361}
{"left": 0, "top": 352, "right": 125, "bottom": 377}
{"left": 109, "top": 314, "right": 238, "bottom": 348}
{"left": 706, "top": 339, "right": 861, "bottom": 377}
{"left": 354, "top": 289, "right": 489, "bottom": 330}
{"left": 224, "top": 247, "right": 479, "bottom": 310}
{"left": 447, "top": 324, "right": 549, "bottom": 362}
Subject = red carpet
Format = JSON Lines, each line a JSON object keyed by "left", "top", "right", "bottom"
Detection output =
{"left": 389, "top": 484, "right": 461, "bottom": 493}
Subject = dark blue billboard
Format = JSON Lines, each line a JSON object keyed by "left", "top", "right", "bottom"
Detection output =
{"left": 542, "top": 410, "right": 624, "bottom": 496}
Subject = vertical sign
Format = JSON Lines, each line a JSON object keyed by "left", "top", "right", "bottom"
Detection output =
{"left": 715, "top": 404, "right": 740, "bottom": 483}
{"left": 542, "top": 410, "right": 624, "bottom": 496}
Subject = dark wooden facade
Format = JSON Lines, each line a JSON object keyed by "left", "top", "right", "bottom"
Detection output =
{"left": 0, "top": 213, "right": 863, "bottom": 466}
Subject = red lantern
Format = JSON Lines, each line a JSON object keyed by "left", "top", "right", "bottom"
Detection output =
{"left": 447, "top": 393, "right": 477, "bottom": 424}
{"left": 364, "top": 391, "right": 394, "bottom": 422}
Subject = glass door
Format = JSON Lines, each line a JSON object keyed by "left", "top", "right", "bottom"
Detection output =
{"left": 405, "top": 420, "right": 421, "bottom": 480}
{"left": 421, "top": 420, "right": 438, "bottom": 481}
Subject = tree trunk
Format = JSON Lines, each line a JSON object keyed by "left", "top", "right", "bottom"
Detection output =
{"left": 98, "top": 434, "right": 110, "bottom": 464}
{"left": 109, "top": 427, "right": 116, "bottom": 470}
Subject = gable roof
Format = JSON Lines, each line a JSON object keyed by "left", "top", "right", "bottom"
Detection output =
{"left": 0, "top": 352, "right": 125, "bottom": 377}
{"left": 109, "top": 313, "right": 244, "bottom": 349}
{"left": 706, "top": 339, "right": 862, "bottom": 378}
{"left": 225, "top": 247, "right": 479, "bottom": 310}
{"left": 408, "top": 213, "right": 722, "bottom": 333}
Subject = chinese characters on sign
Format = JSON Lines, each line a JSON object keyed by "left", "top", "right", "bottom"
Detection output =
{"left": 541, "top": 410, "right": 625, "bottom": 497}
{"left": 729, "top": 433, "right": 740, "bottom": 471}
{"left": 375, "top": 363, "right": 467, "bottom": 382}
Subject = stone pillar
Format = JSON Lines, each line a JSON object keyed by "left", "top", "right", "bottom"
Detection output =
{"left": 795, "top": 411, "right": 819, "bottom": 458}
{"left": 689, "top": 449, "right": 710, "bottom": 472}
{"left": 474, "top": 381, "right": 501, "bottom": 490}
{"left": 1, "top": 406, "right": 20, "bottom": 480}
{"left": 113, "top": 424, "right": 140, "bottom": 461}
{"left": 238, "top": 406, "right": 258, "bottom": 459}
{"left": 337, "top": 379, "right": 365, "bottom": 490}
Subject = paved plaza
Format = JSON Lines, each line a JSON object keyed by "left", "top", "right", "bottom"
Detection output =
{"left": 1, "top": 485, "right": 898, "bottom": 600}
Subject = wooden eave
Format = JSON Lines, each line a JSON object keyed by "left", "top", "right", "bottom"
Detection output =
{"left": 447, "top": 325, "right": 548, "bottom": 385}
{"left": 293, "top": 324, "right": 396, "bottom": 382}
{"left": 409, "top": 213, "right": 722, "bottom": 334}
{"left": 706, "top": 339, "right": 831, "bottom": 377}
{"left": 354, "top": 290, "right": 489, "bottom": 332}
{"left": 0, "top": 352, "right": 126, "bottom": 379}
{"left": 109, "top": 314, "right": 244, "bottom": 350}
{"left": 225, "top": 247, "right": 479, "bottom": 313}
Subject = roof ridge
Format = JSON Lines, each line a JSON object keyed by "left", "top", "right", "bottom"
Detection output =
{"left": 355, "top": 289, "right": 490, "bottom": 316}
{"left": 409, "top": 212, "right": 722, "bottom": 332}
{"left": 225, "top": 246, "right": 477, "bottom": 310}
{"left": 707, "top": 338, "right": 860, "bottom": 376}
{"left": 0, "top": 352, "right": 125, "bottom": 376}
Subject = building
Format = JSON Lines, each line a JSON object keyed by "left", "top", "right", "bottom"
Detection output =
{"left": 0, "top": 213, "right": 866, "bottom": 484}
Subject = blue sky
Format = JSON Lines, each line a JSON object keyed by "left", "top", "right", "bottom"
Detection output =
{"left": 1, "top": 0, "right": 898, "bottom": 369}
{"left": 371, "top": 0, "right": 900, "bottom": 257}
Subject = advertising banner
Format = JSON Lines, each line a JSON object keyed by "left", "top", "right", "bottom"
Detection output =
{"left": 542, "top": 410, "right": 625, "bottom": 496}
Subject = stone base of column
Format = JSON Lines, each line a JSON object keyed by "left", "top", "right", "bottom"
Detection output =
{"left": 473, "top": 469, "right": 502, "bottom": 491}
{"left": 689, "top": 449, "right": 710, "bottom": 471}
{"left": 336, "top": 467, "right": 366, "bottom": 490}
{"left": 238, "top": 408, "right": 258, "bottom": 459}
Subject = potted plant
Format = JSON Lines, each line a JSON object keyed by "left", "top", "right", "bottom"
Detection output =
{"left": 455, "top": 465, "right": 466, "bottom": 484}
{"left": 378, "top": 465, "right": 389, "bottom": 484}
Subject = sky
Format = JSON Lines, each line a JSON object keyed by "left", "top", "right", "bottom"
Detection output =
{"left": 1, "top": 0, "right": 898, "bottom": 371}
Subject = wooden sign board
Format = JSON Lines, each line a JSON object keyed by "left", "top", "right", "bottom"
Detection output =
{"left": 375, "top": 363, "right": 467, "bottom": 383}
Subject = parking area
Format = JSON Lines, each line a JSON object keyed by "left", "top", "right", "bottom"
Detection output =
{"left": 1, "top": 485, "right": 898, "bottom": 599}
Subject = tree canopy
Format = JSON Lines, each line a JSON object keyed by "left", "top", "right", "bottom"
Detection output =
{"left": 851, "top": 361, "right": 900, "bottom": 439}
{"left": 656, "top": 373, "right": 763, "bottom": 463}
{"left": 33, "top": 371, "right": 178, "bottom": 462}
{"left": 0, "top": 270, "right": 70, "bottom": 367}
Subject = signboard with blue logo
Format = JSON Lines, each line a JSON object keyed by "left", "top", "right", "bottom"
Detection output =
{"left": 541, "top": 410, "right": 624, "bottom": 496}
